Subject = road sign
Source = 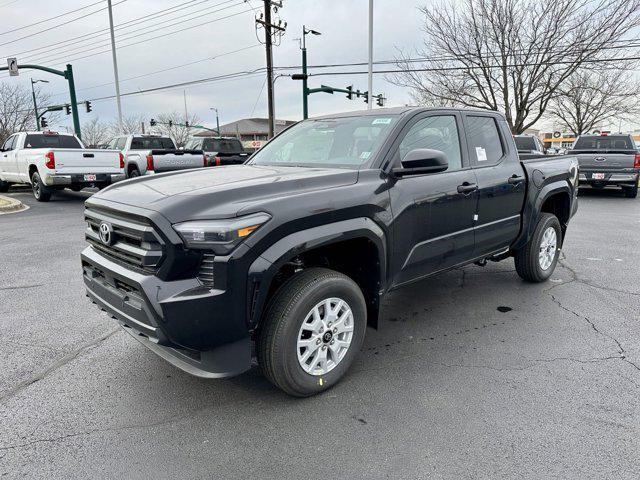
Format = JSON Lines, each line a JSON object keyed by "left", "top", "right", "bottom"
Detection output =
{"left": 7, "top": 57, "right": 18, "bottom": 76}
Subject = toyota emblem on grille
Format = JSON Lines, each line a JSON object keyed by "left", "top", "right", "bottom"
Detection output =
{"left": 98, "top": 222, "right": 114, "bottom": 246}
{"left": 594, "top": 157, "right": 606, "bottom": 162}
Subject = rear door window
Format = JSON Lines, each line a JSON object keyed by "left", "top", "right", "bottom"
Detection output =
{"left": 466, "top": 116, "right": 505, "bottom": 165}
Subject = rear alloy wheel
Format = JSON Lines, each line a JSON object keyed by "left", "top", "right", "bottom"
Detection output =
{"left": 515, "top": 213, "right": 561, "bottom": 282}
{"left": 257, "top": 267, "right": 367, "bottom": 397}
{"left": 31, "top": 171, "right": 51, "bottom": 202}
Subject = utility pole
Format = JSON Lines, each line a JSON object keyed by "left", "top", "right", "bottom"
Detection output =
{"left": 256, "top": 1, "right": 286, "bottom": 139}
{"left": 107, "top": 0, "right": 123, "bottom": 132}
{"left": 367, "top": 0, "right": 373, "bottom": 110}
{"left": 183, "top": 90, "right": 189, "bottom": 120}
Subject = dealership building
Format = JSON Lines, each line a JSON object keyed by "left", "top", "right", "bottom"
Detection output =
{"left": 195, "top": 118, "right": 296, "bottom": 151}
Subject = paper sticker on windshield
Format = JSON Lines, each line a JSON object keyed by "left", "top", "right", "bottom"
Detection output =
{"left": 360, "top": 151, "right": 371, "bottom": 159}
{"left": 372, "top": 118, "right": 392, "bottom": 125}
{"left": 475, "top": 146, "right": 488, "bottom": 162}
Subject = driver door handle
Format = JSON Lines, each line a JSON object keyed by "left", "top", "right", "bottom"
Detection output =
{"left": 508, "top": 174, "right": 525, "bottom": 184}
{"left": 457, "top": 182, "right": 478, "bottom": 194}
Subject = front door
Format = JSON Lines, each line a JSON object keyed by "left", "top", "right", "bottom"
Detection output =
{"left": 0, "top": 135, "right": 18, "bottom": 182}
{"left": 389, "top": 112, "right": 478, "bottom": 288}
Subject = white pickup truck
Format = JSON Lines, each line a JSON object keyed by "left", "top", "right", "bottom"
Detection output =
{"left": 106, "top": 134, "right": 206, "bottom": 177}
{"left": 0, "top": 131, "right": 124, "bottom": 201}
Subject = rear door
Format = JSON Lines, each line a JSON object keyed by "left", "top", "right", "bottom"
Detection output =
{"left": 463, "top": 114, "right": 526, "bottom": 257}
{"left": 389, "top": 111, "right": 478, "bottom": 287}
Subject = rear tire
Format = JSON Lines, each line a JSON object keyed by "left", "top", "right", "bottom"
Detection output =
{"left": 128, "top": 168, "right": 140, "bottom": 178}
{"left": 31, "top": 171, "right": 51, "bottom": 202}
{"left": 515, "top": 213, "right": 561, "bottom": 283}
{"left": 0, "top": 179, "right": 9, "bottom": 192}
{"left": 257, "top": 267, "right": 367, "bottom": 397}
{"left": 623, "top": 184, "right": 638, "bottom": 198}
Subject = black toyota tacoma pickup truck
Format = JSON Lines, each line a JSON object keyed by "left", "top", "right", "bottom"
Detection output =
{"left": 81, "top": 108, "right": 579, "bottom": 396}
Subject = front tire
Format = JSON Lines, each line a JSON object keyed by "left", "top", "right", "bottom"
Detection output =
{"left": 515, "top": 213, "right": 561, "bottom": 282}
{"left": 257, "top": 268, "right": 367, "bottom": 397}
{"left": 31, "top": 171, "right": 51, "bottom": 202}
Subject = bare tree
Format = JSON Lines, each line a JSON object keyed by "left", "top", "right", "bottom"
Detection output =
{"left": 152, "top": 112, "right": 201, "bottom": 147}
{"left": 82, "top": 117, "right": 111, "bottom": 147}
{"left": 0, "top": 83, "right": 56, "bottom": 142}
{"left": 109, "top": 114, "right": 147, "bottom": 136}
{"left": 391, "top": 0, "right": 640, "bottom": 133}
{"left": 548, "top": 67, "right": 640, "bottom": 135}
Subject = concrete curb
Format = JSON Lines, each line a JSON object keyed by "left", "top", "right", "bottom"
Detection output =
{"left": 0, "top": 195, "right": 27, "bottom": 214}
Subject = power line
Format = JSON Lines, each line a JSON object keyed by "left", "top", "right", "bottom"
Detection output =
{"left": 12, "top": 0, "right": 238, "bottom": 62}
{"left": 0, "top": 0, "right": 128, "bottom": 49}
{"left": 27, "top": 0, "right": 247, "bottom": 66}
{"left": 50, "top": 44, "right": 261, "bottom": 97}
{"left": 35, "top": 7, "right": 254, "bottom": 68}
{"left": 0, "top": 0, "right": 105, "bottom": 36}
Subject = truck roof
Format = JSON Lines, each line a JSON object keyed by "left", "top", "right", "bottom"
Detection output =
{"left": 313, "top": 106, "right": 507, "bottom": 121}
{"left": 21, "top": 131, "right": 76, "bottom": 136}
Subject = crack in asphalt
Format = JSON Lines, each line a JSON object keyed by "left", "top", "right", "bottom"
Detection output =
{"left": 0, "top": 284, "right": 45, "bottom": 291}
{"left": 546, "top": 258, "right": 640, "bottom": 374}
{"left": 0, "top": 328, "right": 120, "bottom": 404}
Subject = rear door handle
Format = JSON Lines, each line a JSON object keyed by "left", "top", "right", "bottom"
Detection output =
{"left": 508, "top": 175, "right": 525, "bottom": 184}
{"left": 457, "top": 182, "right": 478, "bottom": 194}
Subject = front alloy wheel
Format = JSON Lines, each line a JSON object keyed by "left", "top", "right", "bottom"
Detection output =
{"left": 296, "top": 298, "right": 355, "bottom": 375}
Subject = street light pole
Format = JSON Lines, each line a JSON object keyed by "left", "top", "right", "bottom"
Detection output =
{"left": 31, "top": 79, "right": 42, "bottom": 131}
{"left": 210, "top": 107, "right": 220, "bottom": 135}
{"left": 107, "top": 0, "right": 123, "bottom": 132}
{"left": 367, "top": 0, "right": 373, "bottom": 110}
{"left": 301, "top": 25, "right": 321, "bottom": 119}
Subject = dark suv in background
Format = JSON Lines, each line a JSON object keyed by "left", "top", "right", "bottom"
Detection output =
{"left": 185, "top": 136, "right": 249, "bottom": 166}
{"left": 569, "top": 134, "right": 640, "bottom": 198}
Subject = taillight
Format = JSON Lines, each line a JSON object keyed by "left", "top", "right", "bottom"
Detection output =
{"left": 634, "top": 153, "right": 640, "bottom": 169}
{"left": 119, "top": 152, "right": 124, "bottom": 169}
{"left": 215, "top": 156, "right": 221, "bottom": 166}
{"left": 203, "top": 154, "right": 208, "bottom": 167}
{"left": 146, "top": 154, "right": 154, "bottom": 171}
{"left": 44, "top": 151, "right": 55, "bottom": 169}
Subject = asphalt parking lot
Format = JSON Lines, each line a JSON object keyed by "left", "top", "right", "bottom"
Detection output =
{"left": 0, "top": 186, "right": 639, "bottom": 479}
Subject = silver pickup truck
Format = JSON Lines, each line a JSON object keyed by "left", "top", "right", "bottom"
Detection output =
{"left": 106, "top": 134, "right": 206, "bottom": 178}
{"left": 568, "top": 134, "right": 639, "bottom": 198}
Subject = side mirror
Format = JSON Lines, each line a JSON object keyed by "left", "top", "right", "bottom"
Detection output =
{"left": 393, "top": 149, "right": 449, "bottom": 176}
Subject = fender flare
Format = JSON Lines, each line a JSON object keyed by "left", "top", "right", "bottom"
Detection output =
{"left": 246, "top": 217, "right": 387, "bottom": 329}
{"left": 513, "top": 181, "right": 573, "bottom": 250}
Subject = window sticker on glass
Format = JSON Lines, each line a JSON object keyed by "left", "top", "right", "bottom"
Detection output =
{"left": 372, "top": 118, "right": 392, "bottom": 125}
{"left": 475, "top": 146, "right": 488, "bottom": 161}
{"left": 360, "top": 151, "right": 371, "bottom": 159}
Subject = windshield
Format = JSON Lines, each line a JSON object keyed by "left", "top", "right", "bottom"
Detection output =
{"left": 130, "top": 137, "right": 176, "bottom": 150}
{"left": 514, "top": 136, "right": 536, "bottom": 151}
{"left": 248, "top": 115, "right": 399, "bottom": 168}
{"left": 572, "top": 135, "right": 635, "bottom": 152}
{"left": 24, "top": 134, "right": 82, "bottom": 149}
{"left": 203, "top": 138, "right": 243, "bottom": 154}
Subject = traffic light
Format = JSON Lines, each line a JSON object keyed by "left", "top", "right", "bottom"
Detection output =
{"left": 363, "top": 91, "right": 369, "bottom": 104}
{"left": 40, "top": 117, "right": 48, "bottom": 128}
{"left": 376, "top": 95, "right": 385, "bottom": 107}
{"left": 85, "top": 101, "right": 92, "bottom": 113}
{"left": 64, "top": 104, "right": 71, "bottom": 115}
{"left": 346, "top": 85, "right": 354, "bottom": 100}
{"left": 168, "top": 120, "right": 173, "bottom": 127}
{"left": 150, "top": 118, "right": 157, "bottom": 126}
{"left": 185, "top": 121, "right": 190, "bottom": 128}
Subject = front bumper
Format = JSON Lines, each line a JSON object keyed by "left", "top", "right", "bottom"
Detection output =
{"left": 578, "top": 172, "right": 639, "bottom": 187}
{"left": 44, "top": 173, "right": 125, "bottom": 186}
{"left": 81, "top": 245, "right": 251, "bottom": 378}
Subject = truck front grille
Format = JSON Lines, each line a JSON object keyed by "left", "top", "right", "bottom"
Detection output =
{"left": 85, "top": 207, "right": 164, "bottom": 274}
{"left": 198, "top": 253, "right": 215, "bottom": 287}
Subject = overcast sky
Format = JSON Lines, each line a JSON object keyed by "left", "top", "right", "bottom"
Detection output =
{"left": 0, "top": 0, "right": 428, "bottom": 131}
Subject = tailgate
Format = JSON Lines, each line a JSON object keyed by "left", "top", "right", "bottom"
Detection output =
{"left": 152, "top": 151, "right": 204, "bottom": 172}
{"left": 54, "top": 149, "right": 122, "bottom": 174}
{"left": 575, "top": 152, "right": 636, "bottom": 171}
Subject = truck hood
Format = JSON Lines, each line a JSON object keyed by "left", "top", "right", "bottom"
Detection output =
{"left": 93, "top": 164, "right": 359, "bottom": 222}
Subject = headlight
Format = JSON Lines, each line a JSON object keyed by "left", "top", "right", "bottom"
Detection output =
{"left": 173, "top": 213, "right": 271, "bottom": 254}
